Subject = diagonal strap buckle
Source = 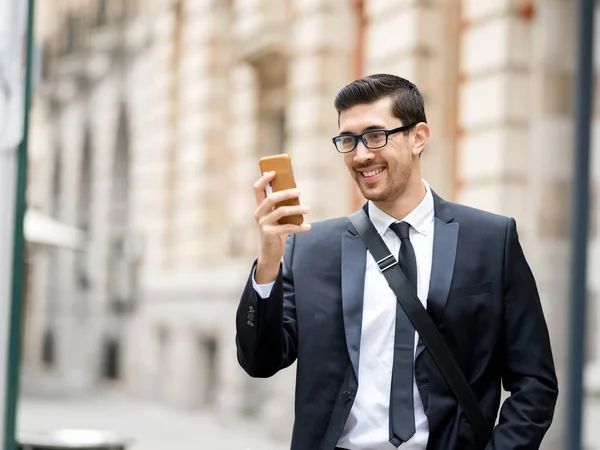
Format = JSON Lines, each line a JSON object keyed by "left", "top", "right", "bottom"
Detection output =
{"left": 376, "top": 254, "right": 397, "bottom": 272}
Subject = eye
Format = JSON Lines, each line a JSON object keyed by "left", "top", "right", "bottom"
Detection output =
{"left": 364, "top": 131, "right": 386, "bottom": 144}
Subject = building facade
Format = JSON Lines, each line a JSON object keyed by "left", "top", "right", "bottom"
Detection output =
{"left": 23, "top": 0, "right": 600, "bottom": 447}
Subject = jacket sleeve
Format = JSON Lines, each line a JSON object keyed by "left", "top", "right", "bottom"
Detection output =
{"left": 235, "top": 234, "right": 298, "bottom": 378}
{"left": 486, "top": 218, "right": 559, "bottom": 449}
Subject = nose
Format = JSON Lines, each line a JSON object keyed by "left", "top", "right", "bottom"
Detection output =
{"left": 353, "top": 140, "right": 376, "bottom": 164}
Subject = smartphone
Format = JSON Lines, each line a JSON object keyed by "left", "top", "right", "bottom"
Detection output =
{"left": 258, "top": 153, "right": 303, "bottom": 226}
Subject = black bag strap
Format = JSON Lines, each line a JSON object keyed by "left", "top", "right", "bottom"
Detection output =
{"left": 348, "top": 209, "right": 493, "bottom": 446}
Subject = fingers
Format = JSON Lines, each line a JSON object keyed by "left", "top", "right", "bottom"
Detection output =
{"left": 254, "top": 171, "right": 276, "bottom": 205}
{"left": 254, "top": 172, "right": 311, "bottom": 236}
{"left": 254, "top": 187, "right": 303, "bottom": 219}
{"left": 260, "top": 205, "right": 310, "bottom": 227}
{"left": 262, "top": 222, "right": 312, "bottom": 236}
{"left": 255, "top": 203, "right": 310, "bottom": 232}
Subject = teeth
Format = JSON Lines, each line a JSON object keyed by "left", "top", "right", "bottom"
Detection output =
{"left": 362, "top": 168, "right": 384, "bottom": 177}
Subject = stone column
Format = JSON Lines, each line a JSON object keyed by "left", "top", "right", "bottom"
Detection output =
{"left": 175, "top": 0, "right": 234, "bottom": 266}
{"left": 286, "top": 0, "right": 356, "bottom": 222}
{"left": 584, "top": 4, "right": 600, "bottom": 397}
{"left": 128, "top": 2, "right": 170, "bottom": 272}
{"left": 456, "top": 0, "right": 532, "bottom": 221}
{"left": 23, "top": 101, "right": 54, "bottom": 372}
{"left": 227, "top": 62, "right": 261, "bottom": 259}
{"left": 364, "top": 0, "right": 457, "bottom": 198}
{"left": 161, "top": 325, "right": 201, "bottom": 408}
{"left": 528, "top": 1, "right": 584, "bottom": 447}
{"left": 216, "top": 306, "right": 248, "bottom": 414}
{"left": 229, "top": 0, "right": 288, "bottom": 258}
{"left": 54, "top": 98, "right": 89, "bottom": 390}
{"left": 88, "top": 72, "right": 123, "bottom": 381}
{"left": 123, "top": 2, "right": 174, "bottom": 394}
{"left": 458, "top": 1, "right": 566, "bottom": 448}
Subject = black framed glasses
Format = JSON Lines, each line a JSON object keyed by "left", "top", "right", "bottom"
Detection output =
{"left": 331, "top": 123, "right": 417, "bottom": 153}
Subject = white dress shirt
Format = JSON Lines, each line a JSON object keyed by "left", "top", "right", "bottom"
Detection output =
{"left": 254, "top": 181, "right": 435, "bottom": 450}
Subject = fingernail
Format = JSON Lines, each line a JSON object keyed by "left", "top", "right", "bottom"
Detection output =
{"left": 302, "top": 206, "right": 310, "bottom": 213}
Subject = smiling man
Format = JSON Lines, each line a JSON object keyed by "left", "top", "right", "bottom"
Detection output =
{"left": 236, "top": 74, "right": 558, "bottom": 450}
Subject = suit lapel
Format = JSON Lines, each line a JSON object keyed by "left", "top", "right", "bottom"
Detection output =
{"left": 341, "top": 223, "right": 367, "bottom": 380}
{"left": 427, "top": 191, "right": 459, "bottom": 325}
{"left": 415, "top": 192, "right": 459, "bottom": 360}
{"left": 427, "top": 217, "right": 459, "bottom": 323}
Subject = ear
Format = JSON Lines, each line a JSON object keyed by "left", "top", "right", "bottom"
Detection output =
{"left": 411, "top": 122, "right": 430, "bottom": 157}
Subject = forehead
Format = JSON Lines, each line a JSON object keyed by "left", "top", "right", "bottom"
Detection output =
{"left": 338, "top": 96, "right": 398, "bottom": 132}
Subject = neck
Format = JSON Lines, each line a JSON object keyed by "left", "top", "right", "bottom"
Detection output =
{"left": 373, "top": 175, "right": 426, "bottom": 221}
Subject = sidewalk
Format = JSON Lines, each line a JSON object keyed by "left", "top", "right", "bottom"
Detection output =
{"left": 17, "top": 393, "right": 287, "bottom": 450}
{"left": 585, "top": 394, "right": 600, "bottom": 450}
{"left": 16, "top": 371, "right": 600, "bottom": 450}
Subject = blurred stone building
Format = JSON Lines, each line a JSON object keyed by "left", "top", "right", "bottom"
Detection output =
{"left": 22, "top": 0, "right": 600, "bottom": 447}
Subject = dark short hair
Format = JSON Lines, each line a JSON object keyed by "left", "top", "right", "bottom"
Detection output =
{"left": 334, "top": 74, "right": 427, "bottom": 128}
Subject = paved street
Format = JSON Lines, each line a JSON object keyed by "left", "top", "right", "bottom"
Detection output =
{"left": 584, "top": 394, "right": 600, "bottom": 450}
{"left": 18, "top": 392, "right": 287, "bottom": 450}
{"left": 15, "top": 374, "right": 600, "bottom": 450}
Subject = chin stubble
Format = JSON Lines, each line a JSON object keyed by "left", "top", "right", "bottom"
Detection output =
{"left": 356, "top": 167, "right": 411, "bottom": 203}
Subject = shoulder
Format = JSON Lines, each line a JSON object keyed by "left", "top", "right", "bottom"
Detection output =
{"left": 440, "top": 197, "right": 514, "bottom": 236}
{"left": 286, "top": 216, "right": 349, "bottom": 264}
{"left": 294, "top": 216, "right": 350, "bottom": 244}
{"left": 447, "top": 200, "right": 510, "bottom": 224}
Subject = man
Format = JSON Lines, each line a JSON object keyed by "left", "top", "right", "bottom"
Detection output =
{"left": 236, "top": 74, "right": 558, "bottom": 450}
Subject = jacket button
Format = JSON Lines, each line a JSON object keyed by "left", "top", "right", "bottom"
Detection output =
{"left": 247, "top": 320, "right": 254, "bottom": 327}
{"left": 342, "top": 390, "right": 353, "bottom": 402}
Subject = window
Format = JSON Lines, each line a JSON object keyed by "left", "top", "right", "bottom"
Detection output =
{"left": 41, "top": 327, "right": 55, "bottom": 367}
{"left": 97, "top": 0, "right": 108, "bottom": 26}
{"left": 41, "top": 42, "right": 55, "bottom": 80}
{"left": 255, "top": 52, "right": 288, "bottom": 157}
{"left": 102, "top": 338, "right": 121, "bottom": 380}
{"left": 65, "top": 14, "right": 77, "bottom": 53}
{"left": 122, "top": 0, "right": 138, "bottom": 19}
{"left": 200, "top": 338, "right": 218, "bottom": 407}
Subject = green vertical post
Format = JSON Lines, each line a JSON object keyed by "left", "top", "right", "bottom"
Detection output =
{"left": 4, "top": 1, "right": 35, "bottom": 449}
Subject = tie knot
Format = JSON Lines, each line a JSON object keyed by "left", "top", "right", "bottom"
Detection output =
{"left": 390, "top": 221, "right": 411, "bottom": 240}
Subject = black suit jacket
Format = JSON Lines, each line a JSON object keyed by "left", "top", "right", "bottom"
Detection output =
{"left": 236, "top": 193, "right": 558, "bottom": 450}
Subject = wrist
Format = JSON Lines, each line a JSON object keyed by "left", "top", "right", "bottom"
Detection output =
{"left": 255, "top": 257, "right": 280, "bottom": 284}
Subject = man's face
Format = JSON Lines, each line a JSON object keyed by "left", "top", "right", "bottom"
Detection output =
{"left": 339, "top": 97, "right": 417, "bottom": 203}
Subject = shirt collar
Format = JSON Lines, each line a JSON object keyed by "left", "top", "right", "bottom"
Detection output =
{"left": 368, "top": 180, "right": 434, "bottom": 237}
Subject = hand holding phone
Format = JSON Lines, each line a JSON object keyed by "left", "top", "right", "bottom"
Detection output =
{"left": 254, "top": 154, "right": 311, "bottom": 283}
{"left": 258, "top": 153, "right": 304, "bottom": 225}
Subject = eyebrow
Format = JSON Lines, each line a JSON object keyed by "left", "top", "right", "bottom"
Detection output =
{"left": 339, "top": 124, "right": 387, "bottom": 135}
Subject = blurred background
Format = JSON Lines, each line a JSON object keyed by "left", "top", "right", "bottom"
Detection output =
{"left": 11, "top": 0, "right": 600, "bottom": 449}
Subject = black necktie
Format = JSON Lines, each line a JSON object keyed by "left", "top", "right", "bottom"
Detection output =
{"left": 388, "top": 221, "right": 417, "bottom": 446}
